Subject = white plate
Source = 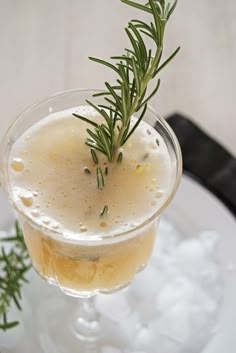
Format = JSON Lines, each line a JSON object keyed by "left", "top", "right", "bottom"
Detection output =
{"left": 0, "top": 175, "right": 236, "bottom": 353}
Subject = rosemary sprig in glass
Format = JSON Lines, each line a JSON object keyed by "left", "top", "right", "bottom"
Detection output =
{"left": 0, "top": 221, "right": 31, "bottom": 331}
{"left": 73, "top": 0, "right": 179, "bottom": 165}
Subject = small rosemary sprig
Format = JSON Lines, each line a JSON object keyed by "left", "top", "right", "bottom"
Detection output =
{"left": 0, "top": 221, "right": 31, "bottom": 331}
{"left": 73, "top": 0, "right": 179, "bottom": 164}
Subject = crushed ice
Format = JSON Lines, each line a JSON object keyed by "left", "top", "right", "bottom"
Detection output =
{"left": 96, "top": 218, "right": 223, "bottom": 353}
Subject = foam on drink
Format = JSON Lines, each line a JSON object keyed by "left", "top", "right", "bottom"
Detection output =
{"left": 8, "top": 106, "right": 173, "bottom": 239}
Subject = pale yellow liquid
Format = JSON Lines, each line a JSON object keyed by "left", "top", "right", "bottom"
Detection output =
{"left": 8, "top": 106, "right": 173, "bottom": 294}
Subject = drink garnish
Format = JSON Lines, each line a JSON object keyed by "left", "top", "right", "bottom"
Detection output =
{"left": 73, "top": 0, "right": 179, "bottom": 216}
{"left": 0, "top": 222, "right": 31, "bottom": 331}
{"left": 73, "top": 0, "right": 179, "bottom": 166}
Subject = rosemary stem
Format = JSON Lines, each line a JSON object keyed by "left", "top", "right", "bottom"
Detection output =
{"left": 114, "top": 43, "right": 164, "bottom": 150}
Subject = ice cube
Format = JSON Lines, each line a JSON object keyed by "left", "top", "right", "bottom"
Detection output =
{"left": 154, "top": 281, "right": 221, "bottom": 352}
{"left": 132, "top": 325, "right": 184, "bottom": 353}
{"left": 154, "top": 299, "right": 192, "bottom": 344}
{"left": 189, "top": 285, "right": 220, "bottom": 340}
{"left": 201, "top": 263, "right": 220, "bottom": 283}
{"left": 155, "top": 276, "right": 194, "bottom": 313}
{"left": 154, "top": 219, "right": 180, "bottom": 256}
{"left": 95, "top": 290, "right": 130, "bottom": 322}
{"left": 152, "top": 252, "right": 179, "bottom": 283}
{"left": 173, "top": 239, "right": 212, "bottom": 280}
{"left": 119, "top": 311, "right": 142, "bottom": 343}
{"left": 130, "top": 263, "right": 162, "bottom": 300}
{"left": 144, "top": 325, "right": 184, "bottom": 353}
{"left": 132, "top": 326, "right": 156, "bottom": 352}
{"left": 199, "top": 231, "right": 219, "bottom": 256}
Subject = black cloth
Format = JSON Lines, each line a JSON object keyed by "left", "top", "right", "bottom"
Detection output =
{"left": 166, "top": 113, "right": 236, "bottom": 217}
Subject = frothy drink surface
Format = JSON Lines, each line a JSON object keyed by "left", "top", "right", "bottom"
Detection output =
{"left": 9, "top": 106, "right": 173, "bottom": 240}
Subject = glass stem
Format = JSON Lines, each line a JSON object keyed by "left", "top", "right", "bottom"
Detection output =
{"left": 72, "top": 295, "right": 101, "bottom": 345}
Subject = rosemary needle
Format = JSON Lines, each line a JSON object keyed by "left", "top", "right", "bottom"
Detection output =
{"left": 100, "top": 205, "right": 109, "bottom": 217}
{"left": 84, "top": 167, "right": 91, "bottom": 175}
{"left": 117, "top": 152, "right": 123, "bottom": 164}
{"left": 96, "top": 167, "right": 105, "bottom": 190}
{"left": 91, "top": 149, "right": 99, "bottom": 164}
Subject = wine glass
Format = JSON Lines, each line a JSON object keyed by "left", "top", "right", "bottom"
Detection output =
{"left": 0, "top": 89, "right": 182, "bottom": 352}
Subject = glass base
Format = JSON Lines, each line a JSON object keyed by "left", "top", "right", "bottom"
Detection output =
{"left": 36, "top": 289, "right": 142, "bottom": 353}
{"left": 37, "top": 298, "right": 98, "bottom": 353}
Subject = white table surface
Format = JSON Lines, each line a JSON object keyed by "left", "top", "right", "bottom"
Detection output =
{"left": 0, "top": 0, "right": 236, "bottom": 155}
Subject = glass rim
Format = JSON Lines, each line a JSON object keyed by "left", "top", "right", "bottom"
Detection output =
{"left": 2, "top": 88, "right": 182, "bottom": 245}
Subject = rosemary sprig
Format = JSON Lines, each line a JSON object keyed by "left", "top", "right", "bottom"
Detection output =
{"left": 73, "top": 0, "right": 179, "bottom": 164}
{"left": 0, "top": 221, "right": 31, "bottom": 331}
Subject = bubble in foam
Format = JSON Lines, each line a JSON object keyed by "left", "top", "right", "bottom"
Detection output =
{"left": 42, "top": 217, "right": 51, "bottom": 225}
{"left": 11, "top": 158, "right": 24, "bottom": 172}
{"left": 80, "top": 225, "right": 88, "bottom": 232}
{"left": 31, "top": 209, "right": 39, "bottom": 217}
{"left": 19, "top": 192, "right": 33, "bottom": 207}
{"left": 52, "top": 223, "right": 60, "bottom": 230}
{"left": 100, "top": 222, "right": 107, "bottom": 228}
{"left": 155, "top": 190, "right": 164, "bottom": 198}
{"left": 33, "top": 191, "right": 38, "bottom": 197}
{"left": 136, "top": 164, "right": 143, "bottom": 173}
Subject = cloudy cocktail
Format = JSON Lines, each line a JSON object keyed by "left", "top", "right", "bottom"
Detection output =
{"left": 4, "top": 94, "right": 181, "bottom": 297}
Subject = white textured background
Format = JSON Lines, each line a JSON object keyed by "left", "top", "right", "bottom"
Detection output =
{"left": 0, "top": 0, "right": 235, "bottom": 154}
